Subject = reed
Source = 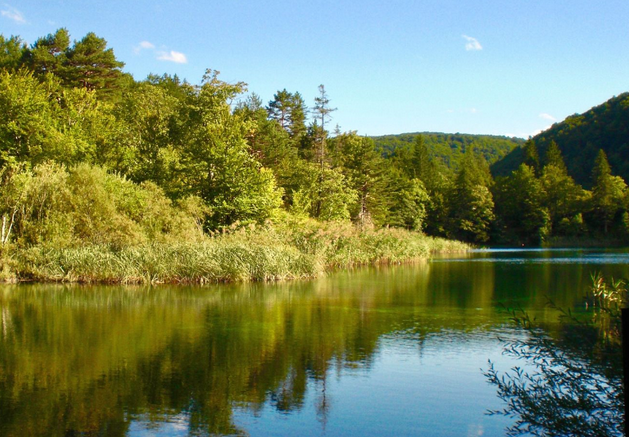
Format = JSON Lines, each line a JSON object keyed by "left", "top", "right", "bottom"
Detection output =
{"left": 0, "top": 163, "right": 470, "bottom": 284}
{"left": 4, "top": 219, "right": 469, "bottom": 284}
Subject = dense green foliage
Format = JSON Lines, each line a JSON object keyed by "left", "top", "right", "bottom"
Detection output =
{"left": 0, "top": 30, "right": 473, "bottom": 282}
{"left": 1, "top": 28, "right": 627, "bottom": 270}
{"left": 492, "top": 93, "right": 629, "bottom": 187}
{"left": 373, "top": 132, "right": 523, "bottom": 173}
{"left": 374, "top": 99, "right": 629, "bottom": 245}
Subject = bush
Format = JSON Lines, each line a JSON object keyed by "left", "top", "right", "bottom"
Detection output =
{"left": 0, "top": 166, "right": 469, "bottom": 284}
{"left": 0, "top": 162, "right": 205, "bottom": 249}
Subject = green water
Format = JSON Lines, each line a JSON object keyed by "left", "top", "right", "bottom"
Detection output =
{"left": 0, "top": 248, "right": 627, "bottom": 436}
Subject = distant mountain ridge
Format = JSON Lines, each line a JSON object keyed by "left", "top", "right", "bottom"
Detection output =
{"left": 372, "top": 132, "right": 524, "bottom": 173}
{"left": 491, "top": 92, "right": 629, "bottom": 187}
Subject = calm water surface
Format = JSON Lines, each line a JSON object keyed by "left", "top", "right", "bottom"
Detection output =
{"left": 0, "top": 248, "right": 628, "bottom": 436}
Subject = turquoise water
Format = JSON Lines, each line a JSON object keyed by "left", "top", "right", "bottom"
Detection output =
{"left": 0, "top": 248, "right": 626, "bottom": 436}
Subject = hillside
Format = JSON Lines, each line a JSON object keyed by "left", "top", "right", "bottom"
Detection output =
{"left": 491, "top": 92, "right": 629, "bottom": 187}
{"left": 372, "top": 132, "right": 523, "bottom": 173}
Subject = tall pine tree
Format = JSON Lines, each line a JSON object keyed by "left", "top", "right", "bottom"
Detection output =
{"left": 590, "top": 149, "right": 627, "bottom": 234}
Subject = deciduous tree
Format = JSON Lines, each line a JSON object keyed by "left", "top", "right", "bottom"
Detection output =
{"left": 176, "top": 69, "right": 283, "bottom": 228}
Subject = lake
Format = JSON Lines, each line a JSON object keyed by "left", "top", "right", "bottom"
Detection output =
{"left": 0, "top": 248, "right": 627, "bottom": 436}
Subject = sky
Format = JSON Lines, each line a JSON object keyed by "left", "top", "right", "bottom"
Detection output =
{"left": 2, "top": 0, "right": 628, "bottom": 138}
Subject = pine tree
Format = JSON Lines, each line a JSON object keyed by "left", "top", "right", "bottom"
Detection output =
{"left": 591, "top": 149, "right": 627, "bottom": 234}
{"left": 386, "top": 167, "right": 430, "bottom": 231}
{"left": 523, "top": 139, "right": 540, "bottom": 175}
{"left": 540, "top": 163, "right": 585, "bottom": 233}
{"left": 493, "top": 164, "right": 550, "bottom": 244}
{"left": 267, "top": 89, "right": 308, "bottom": 139}
{"left": 63, "top": 32, "right": 125, "bottom": 98}
{"left": 0, "top": 35, "right": 27, "bottom": 71}
{"left": 592, "top": 149, "right": 612, "bottom": 188}
{"left": 448, "top": 153, "right": 495, "bottom": 242}
{"left": 410, "top": 135, "right": 433, "bottom": 184}
{"left": 26, "top": 29, "right": 70, "bottom": 77}
{"left": 544, "top": 140, "right": 567, "bottom": 173}
{"left": 267, "top": 89, "right": 293, "bottom": 131}
{"left": 312, "top": 85, "right": 336, "bottom": 167}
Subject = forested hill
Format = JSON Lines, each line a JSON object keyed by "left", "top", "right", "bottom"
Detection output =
{"left": 491, "top": 92, "right": 629, "bottom": 187}
{"left": 372, "top": 132, "right": 523, "bottom": 173}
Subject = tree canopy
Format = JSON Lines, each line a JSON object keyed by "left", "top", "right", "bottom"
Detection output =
{"left": 492, "top": 92, "right": 629, "bottom": 188}
{"left": 1, "top": 29, "right": 628, "bottom": 246}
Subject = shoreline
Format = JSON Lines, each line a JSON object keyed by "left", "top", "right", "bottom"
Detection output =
{"left": 0, "top": 222, "right": 470, "bottom": 285}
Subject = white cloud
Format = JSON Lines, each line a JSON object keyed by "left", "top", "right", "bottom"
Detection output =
{"left": 462, "top": 35, "right": 482, "bottom": 51}
{"left": 539, "top": 113, "right": 557, "bottom": 122}
{"left": 134, "top": 40, "right": 156, "bottom": 54}
{"left": 139, "top": 41, "right": 155, "bottom": 50}
{"left": 1, "top": 4, "right": 25, "bottom": 23}
{"left": 135, "top": 41, "right": 188, "bottom": 64}
{"left": 156, "top": 50, "right": 188, "bottom": 64}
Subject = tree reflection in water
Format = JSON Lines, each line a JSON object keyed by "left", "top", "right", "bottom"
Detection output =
{"left": 1, "top": 257, "right": 615, "bottom": 436}
{"left": 485, "top": 274, "right": 625, "bottom": 437}
{"left": 0, "top": 274, "right": 431, "bottom": 437}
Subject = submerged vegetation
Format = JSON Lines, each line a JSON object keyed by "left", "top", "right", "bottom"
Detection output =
{"left": 485, "top": 274, "right": 625, "bottom": 436}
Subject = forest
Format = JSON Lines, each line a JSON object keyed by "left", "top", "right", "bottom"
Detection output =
{"left": 0, "top": 29, "right": 627, "bottom": 283}
{"left": 372, "top": 131, "right": 523, "bottom": 172}
{"left": 492, "top": 92, "right": 629, "bottom": 188}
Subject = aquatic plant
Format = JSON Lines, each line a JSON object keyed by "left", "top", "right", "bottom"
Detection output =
{"left": 485, "top": 274, "right": 625, "bottom": 436}
{"left": 8, "top": 218, "right": 468, "bottom": 284}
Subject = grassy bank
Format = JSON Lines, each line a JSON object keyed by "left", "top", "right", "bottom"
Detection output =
{"left": 0, "top": 218, "right": 469, "bottom": 284}
{"left": 0, "top": 163, "right": 469, "bottom": 284}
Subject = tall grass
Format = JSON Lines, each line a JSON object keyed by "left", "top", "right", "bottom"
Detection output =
{"left": 0, "top": 163, "right": 470, "bottom": 284}
{"left": 6, "top": 218, "right": 469, "bottom": 284}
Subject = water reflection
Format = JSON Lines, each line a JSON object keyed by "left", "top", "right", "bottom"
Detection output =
{"left": 444, "top": 248, "right": 629, "bottom": 265}
{"left": 0, "top": 249, "right": 626, "bottom": 436}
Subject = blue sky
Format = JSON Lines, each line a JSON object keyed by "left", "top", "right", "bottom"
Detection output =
{"left": 2, "top": 0, "right": 628, "bottom": 138}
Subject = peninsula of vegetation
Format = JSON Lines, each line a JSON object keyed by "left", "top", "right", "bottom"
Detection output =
{"left": 1, "top": 29, "right": 628, "bottom": 282}
{"left": 0, "top": 30, "right": 471, "bottom": 284}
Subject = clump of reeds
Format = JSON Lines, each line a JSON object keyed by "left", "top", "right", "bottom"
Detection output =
{"left": 6, "top": 219, "right": 469, "bottom": 284}
{"left": 0, "top": 163, "right": 470, "bottom": 284}
{"left": 16, "top": 240, "right": 321, "bottom": 284}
